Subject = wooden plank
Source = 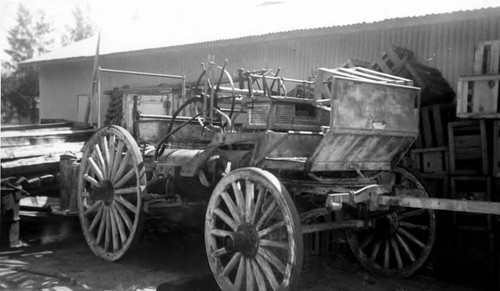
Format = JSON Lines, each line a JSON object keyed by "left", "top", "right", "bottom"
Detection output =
{"left": 473, "top": 42, "right": 485, "bottom": 75}
{"left": 1, "top": 128, "right": 94, "bottom": 138}
{"left": 379, "top": 195, "right": 500, "bottom": 215}
{"left": 420, "top": 106, "right": 433, "bottom": 147}
{"left": 454, "top": 135, "right": 483, "bottom": 148}
{"left": 0, "top": 122, "right": 73, "bottom": 131}
{"left": 431, "top": 105, "right": 444, "bottom": 146}
{"left": 494, "top": 121, "right": 500, "bottom": 178}
{"left": 0, "top": 142, "right": 84, "bottom": 159}
{"left": 448, "top": 122, "right": 456, "bottom": 174}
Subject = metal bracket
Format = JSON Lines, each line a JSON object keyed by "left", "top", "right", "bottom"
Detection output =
{"left": 325, "top": 184, "right": 392, "bottom": 211}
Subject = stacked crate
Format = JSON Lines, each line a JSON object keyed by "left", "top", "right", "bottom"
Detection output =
{"left": 447, "top": 40, "right": 500, "bottom": 289}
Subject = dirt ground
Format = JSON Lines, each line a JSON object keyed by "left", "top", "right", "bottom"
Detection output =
{"left": 0, "top": 216, "right": 483, "bottom": 291}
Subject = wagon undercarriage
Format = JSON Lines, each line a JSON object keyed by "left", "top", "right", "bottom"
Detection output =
{"left": 76, "top": 61, "right": 500, "bottom": 290}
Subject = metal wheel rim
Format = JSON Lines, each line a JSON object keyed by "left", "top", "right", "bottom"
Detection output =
{"left": 77, "top": 125, "right": 146, "bottom": 261}
{"left": 205, "top": 167, "right": 303, "bottom": 290}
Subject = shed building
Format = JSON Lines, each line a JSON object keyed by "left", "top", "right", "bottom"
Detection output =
{"left": 22, "top": 7, "right": 500, "bottom": 125}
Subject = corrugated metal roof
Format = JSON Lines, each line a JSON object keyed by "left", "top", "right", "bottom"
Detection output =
{"left": 22, "top": 6, "right": 500, "bottom": 66}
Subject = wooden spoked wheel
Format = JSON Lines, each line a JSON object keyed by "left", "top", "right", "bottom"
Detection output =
{"left": 77, "top": 125, "right": 146, "bottom": 261}
{"left": 205, "top": 168, "right": 303, "bottom": 291}
{"left": 346, "top": 167, "right": 436, "bottom": 277}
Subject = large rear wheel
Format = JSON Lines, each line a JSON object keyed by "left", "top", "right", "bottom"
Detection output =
{"left": 205, "top": 167, "right": 303, "bottom": 290}
{"left": 77, "top": 125, "right": 146, "bottom": 261}
{"left": 346, "top": 167, "right": 436, "bottom": 277}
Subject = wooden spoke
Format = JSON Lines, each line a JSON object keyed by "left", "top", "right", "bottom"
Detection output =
{"left": 233, "top": 255, "right": 245, "bottom": 290}
{"left": 107, "top": 134, "right": 116, "bottom": 178}
{"left": 114, "top": 201, "right": 133, "bottom": 232}
{"left": 83, "top": 174, "right": 100, "bottom": 188}
{"left": 109, "top": 205, "right": 119, "bottom": 251}
{"left": 114, "top": 187, "right": 137, "bottom": 195}
{"left": 255, "top": 200, "right": 277, "bottom": 230}
{"left": 397, "top": 227, "right": 425, "bottom": 248}
{"left": 210, "top": 229, "right": 232, "bottom": 238}
{"left": 104, "top": 207, "right": 111, "bottom": 251}
{"left": 245, "top": 258, "right": 254, "bottom": 291}
{"left": 114, "top": 166, "right": 136, "bottom": 189}
{"left": 115, "top": 196, "right": 138, "bottom": 214}
{"left": 213, "top": 247, "right": 228, "bottom": 257}
{"left": 260, "top": 239, "right": 288, "bottom": 250}
{"left": 258, "top": 247, "right": 286, "bottom": 275}
{"left": 88, "top": 157, "right": 105, "bottom": 182}
{"left": 399, "top": 221, "right": 429, "bottom": 231}
{"left": 222, "top": 252, "right": 241, "bottom": 276}
{"left": 370, "top": 240, "right": 382, "bottom": 261}
{"left": 390, "top": 238, "right": 403, "bottom": 269}
{"left": 84, "top": 201, "right": 103, "bottom": 216}
{"left": 251, "top": 186, "right": 266, "bottom": 224}
{"left": 251, "top": 259, "right": 266, "bottom": 291}
{"left": 258, "top": 221, "right": 285, "bottom": 238}
{"left": 101, "top": 136, "right": 110, "bottom": 171}
{"left": 220, "top": 191, "right": 242, "bottom": 224}
{"left": 399, "top": 209, "right": 427, "bottom": 220}
{"left": 359, "top": 233, "right": 375, "bottom": 250}
{"left": 256, "top": 253, "right": 279, "bottom": 290}
{"left": 213, "top": 208, "right": 237, "bottom": 231}
{"left": 111, "top": 205, "right": 127, "bottom": 244}
{"left": 232, "top": 182, "right": 245, "bottom": 217}
{"left": 113, "top": 151, "right": 131, "bottom": 184}
{"left": 245, "top": 181, "right": 255, "bottom": 222}
{"left": 94, "top": 144, "right": 107, "bottom": 179}
{"left": 395, "top": 233, "right": 416, "bottom": 262}
{"left": 78, "top": 126, "right": 145, "bottom": 261}
{"left": 96, "top": 207, "right": 108, "bottom": 245}
{"left": 110, "top": 140, "right": 124, "bottom": 180}
{"left": 383, "top": 240, "right": 390, "bottom": 268}
{"left": 89, "top": 205, "right": 105, "bottom": 233}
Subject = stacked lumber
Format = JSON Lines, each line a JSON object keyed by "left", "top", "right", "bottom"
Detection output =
{"left": 0, "top": 121, "right": 93, "bottom": 195}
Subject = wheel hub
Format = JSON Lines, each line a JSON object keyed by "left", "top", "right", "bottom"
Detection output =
{"left": 378, "top": 212, "right": 400, "bottom": 235}
{"left": 90, "top": 180, "right": 115, "bottom": 206}
{"left": 223, "top": 223, "right": 259, "bottom": 258}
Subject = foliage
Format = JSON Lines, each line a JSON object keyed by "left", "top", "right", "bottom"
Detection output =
{"left": 1, "top": 4, "right": 53, "bottom": 124}
{"left": 62, "top": 4, "right": 95, "bottom": 45}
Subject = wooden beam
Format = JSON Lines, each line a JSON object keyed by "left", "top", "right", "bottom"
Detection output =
{"left": 301, "top": 220, "right": 367, "bottom": 234}
{"left": 1, "top": 142, "right": 84, "bottom": 159}
{"left": 379, "top": 195, "right": 500, "bottom": 215}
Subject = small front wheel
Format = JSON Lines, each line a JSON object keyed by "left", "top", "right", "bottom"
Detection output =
{"left": 205, "top": 167, "right": 303, "bottom": 290}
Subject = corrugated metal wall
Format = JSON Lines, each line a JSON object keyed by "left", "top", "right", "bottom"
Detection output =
{"left": 39, "top": 12, "right": 500, "bottom": 122}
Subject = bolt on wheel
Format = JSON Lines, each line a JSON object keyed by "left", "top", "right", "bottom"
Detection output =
{"left": 205, "top": 167, "right": 303, "bottom": 290}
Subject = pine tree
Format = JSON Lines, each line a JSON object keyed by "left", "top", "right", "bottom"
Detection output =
{"left": 62, "top": 4, "right": 95, "bottom": 45}
{"left": 1, "top": 4, "right": 54, "bottom": 124}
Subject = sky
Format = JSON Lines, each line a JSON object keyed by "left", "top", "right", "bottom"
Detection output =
{"left": 1, "top": 0, "right": 499, "bottom": 63}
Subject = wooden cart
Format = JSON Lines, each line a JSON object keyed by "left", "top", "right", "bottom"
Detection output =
{"left": 77, "top": 61, "right": 500, "bottom": 290}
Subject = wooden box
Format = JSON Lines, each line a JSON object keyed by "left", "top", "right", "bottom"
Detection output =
{"left": 411, "top": 147, "right": 448, "bottom": 174}
{"left": 473, "top": 40, "right": 500, "bottom": 75}
{"left": 456, "top": 75, "right": 500, "bottom": 119}
{"left": 448, "top": 120, "right": 488, "bottom": 175}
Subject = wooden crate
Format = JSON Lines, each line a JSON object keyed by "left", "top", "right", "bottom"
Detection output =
{"left": 450, "top": 176, "right": 493, "bottom": 231}
{"left": 411, "top": 147, "right": 448, "bottom": 174}
{"left": 371, "top": 45, "right": 455, "bottom": 106}
{"left": 456, "top": 75, "right": 500, "bottom": 119}
{"left": 448, "top": 120, "right": 488, "bottom": 175}
{"left": 415, "top": 104, "right": 449, "bottom": 148}
{"left": 473, "top": 40, "right": 500, "bottom": 75}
